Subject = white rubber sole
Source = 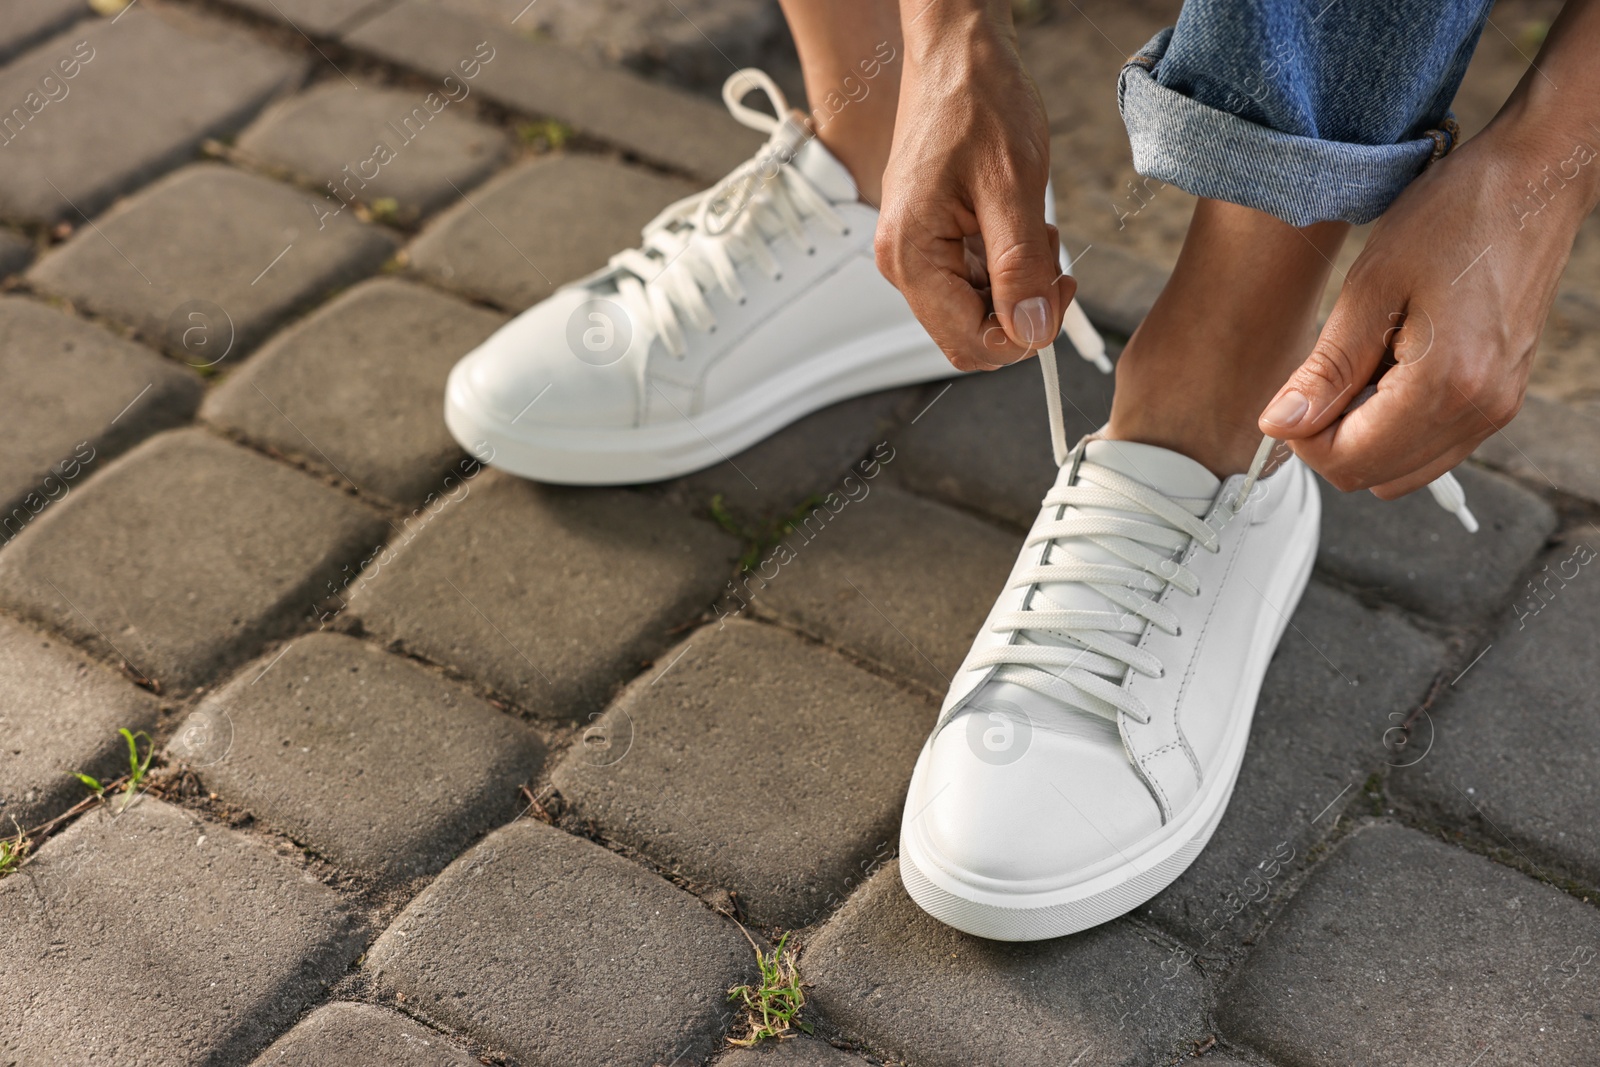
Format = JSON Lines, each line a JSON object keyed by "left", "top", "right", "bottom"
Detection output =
{"left": 899, "top": 482, "right": 1321, "bottom": 941}
{"left": 444, "top": 321, "right": 958, "bottom": 485}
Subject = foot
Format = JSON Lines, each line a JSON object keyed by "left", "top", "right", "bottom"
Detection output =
{"left": 444, "top": 69, "right": 956, "bottom": 486}
{"left": 899, "top": 387, "right": 1320, "bottom": 941}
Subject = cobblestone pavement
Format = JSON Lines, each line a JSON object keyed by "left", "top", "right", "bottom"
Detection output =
{"left": 2, "top": 1, "right": 1599, "bottom": 1065}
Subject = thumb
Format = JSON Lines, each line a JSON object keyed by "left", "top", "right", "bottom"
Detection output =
{"left": 977, "top": 193, "right": 1068, "bottom": 350}
{"left": 1261, "top": 284, "right": 1392, "bottom": 440}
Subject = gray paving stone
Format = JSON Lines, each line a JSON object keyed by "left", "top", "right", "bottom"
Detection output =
{"left": 1475, "top": 393, "right": 1600, "bottom": 505}
{"left": 551, "top": 620, "right": 933, "bottom": 928}
{"left": 0, "top": 229, "right": 32, "bottom": 277}
{"left": 344, "top": 0, "right": 764, "bottom": 183}
{"left": 237, "top": 81, "right": 510, "bottom": 225}
{"left": 348, "top": 470, "right": 734, "bottom": 718}
{"left": 1217, "top": 822, "right": 1600, "bottom": 1067}
{"left": 751, "top": 483, "right": 1021, "bottom": 693}
{"left": 0, "top": 615, "right": 160, "bottom": 830}
{"left": 0, "top": 8, "right": 303, "bottom": 225}
{"left": 408, "top": 153, "right": 695, "bottom": 311}
{"left": 0, "top": 296, "right": 200, "bottom": 528}
{"left": 249, "top": 1002, "right": 478, "bottom": 1066}
{"left": 30, "top": 163, "right": 395, "bottom": 364}
{"left": 0, "top": 429, "right": 387, "bottom": 694}
{"left": 665, "top": 390, "right": 913, "bottom": 529}
{"left": 0, "top": 0, "right": 87, "bottom": 64}
{"left": 803, "top": 861, "right": 1209, "bottom": 1067}
{"left": 202, "top": 278, "right": 505, "bottom": 503}
{"left": 432, "top": 0, "right": 782, "bottom": 91}
{"left": 172, "top": 632, "right": 545, "bottom": 884}
{"left": 716, "top": 1037, "right": 869, "bottom": 1066}
{"left": 1315, "top": 463, "right": 1556, "bottom": 621}
{"left": 0, "top": 798, "right": 364, "bottom": 1066}
{"left": 1066, "top": 237, "right": 1168, "bottom": 339}
{"left": 220, "top": 0, "right": 389, "bottom": 37}
{"left": 888, "top": 353, "right": 1118, "bottom": 529}
{"left": 364, "top": 817, "right": 756, "bottom": 1067}
{"left": 1391, "top": 536, "right": 1600, "bottom": 890}
{"left": 1138, "top": 581, "right": 1446, "bottom": 951}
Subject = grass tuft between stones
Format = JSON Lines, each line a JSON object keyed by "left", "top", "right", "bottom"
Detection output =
{"left": 74, "top": 727, "right": 156, "bottom": 811}
{"left": 727, "top": 930, "right": 811, "bottom": 1046}
{"left": 710, "top": 492, "right": 829, "bottom": 574}
{"left": 0, "top": 819, "right": 30, "bottom": 878}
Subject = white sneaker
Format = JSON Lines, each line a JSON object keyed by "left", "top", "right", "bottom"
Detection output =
{"left": 899, "top": 350, "right": 1321, "bottom": 941}
{"left": 444, "top": 69, "right": 955, "bottom": 485}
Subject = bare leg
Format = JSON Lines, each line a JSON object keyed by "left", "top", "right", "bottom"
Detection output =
{"left": 777, "top": 0, "right": 902, "bottom": 204}
{"left": 1106, "top": 198, "right": 1350, "bottom": 476}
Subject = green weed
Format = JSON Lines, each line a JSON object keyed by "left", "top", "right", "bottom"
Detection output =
{"left": 710, "top": 493, "right": 828, "bottom": 574}
{"left": 0, "top": 819, "right": 29, "bottom": 878}
{"left": 74, "top": 728, "right": 155, "bottom": 809}
{"left": 727, "top": 931, "right": 810, "bottom": 1046}
{"left": 517, "top": 119, "right": 573, "bottom": 151}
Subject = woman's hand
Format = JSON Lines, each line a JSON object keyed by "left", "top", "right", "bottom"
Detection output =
{"left": 874, "top": 1, "right": 1074, "bottom": 372}
{"left": 1261, "top": 0, "right": 1600, "bottom": 499}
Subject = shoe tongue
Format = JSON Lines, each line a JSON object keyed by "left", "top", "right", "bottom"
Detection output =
{"left": 1079, "top": 438, "right": 1220, "bottom": 501}
{"left": 790, "top": 133, "right": 859, "bottom": 205}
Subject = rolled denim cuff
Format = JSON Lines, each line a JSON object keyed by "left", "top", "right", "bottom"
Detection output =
{"left": 1118, "top": 29, "right": 1457, "bottom": 227}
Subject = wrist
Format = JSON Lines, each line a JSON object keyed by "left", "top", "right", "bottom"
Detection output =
{"left": 901, "top": 0, "right": 1014, "bottom": 75}
{"left": 1478, "top": 106, "right": 1600, "bottom": 235}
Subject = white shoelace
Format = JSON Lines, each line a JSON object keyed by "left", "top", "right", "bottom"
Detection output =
{"left": 967, "top": 452, "right": 1219, "bottom": 726}
{"left": 604, "top": 70, "right": 847, "bottom": 387}
{"left": 973, "top": 343, "right": 1478, "bottom": 726}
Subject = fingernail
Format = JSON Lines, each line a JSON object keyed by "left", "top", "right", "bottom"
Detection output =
{"left": 1262, "top": 390, "right": 1308, "bottom": 428}
{"left": 1012, "top": 297, "right": 1051, "bottom": 347}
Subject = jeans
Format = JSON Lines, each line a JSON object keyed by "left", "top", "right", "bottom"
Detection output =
{"left": 1118, "top": 0, "right": 1494, "bottom": 226}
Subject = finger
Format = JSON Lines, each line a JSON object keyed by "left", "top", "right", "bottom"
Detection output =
{"left": 975, "top": 186, "right": 1068, "bottom": 351}
{"left": 1367, "top": 440, "right": 1478, "bottom": 501}
{"left": 1287, "top": 361, "right": 1472, "bottom": 491}
{"left": 1260, "top": 281, "right": 1397, "bottom": 440}
{"left": 875, "top": 200, "right": 1024, "bottom": 372}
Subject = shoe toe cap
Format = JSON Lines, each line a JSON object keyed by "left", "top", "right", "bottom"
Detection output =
{"left": 454, "top": 289, "right": 648, "bottom": 429}
{"left": 907, "top": 710, "right": 1163, "bottom": 885}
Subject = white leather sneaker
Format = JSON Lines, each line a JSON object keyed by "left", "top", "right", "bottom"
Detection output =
{"left": 446, "top": 68, "right": 1106, "bottom": 486}
{"left": 899, "top": 350, "right": 1321, "bottom": 941}
{"left": 443, "top": 70, "right": 944, "bottom": 485}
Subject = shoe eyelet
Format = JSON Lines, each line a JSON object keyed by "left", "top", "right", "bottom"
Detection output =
{"left": 806, "top": 247, "right": 816, "bottom": 256}
{"left": 842, "top": 227, "right": 851, "bottom": 236}
{"left": 738, "top": 297, "right": 746, "bottom": 306}
{"left": 774, "top": 273, "right": 784, "bottom": 282}
{"left": 1174, "top": 625, "right": 1183, "bottom": 637}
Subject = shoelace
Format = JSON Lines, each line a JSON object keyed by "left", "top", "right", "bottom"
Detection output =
{"left": 971, "top": 343, "right": 1479, "bottom": 726}
{"left": 967, "top": 446, "right": 1218, "bottom": 726}
{"left": 606, "top": 70, "right": 847, "bottom": 386}
{"left": 1036, "top": 342, "right": 1478, "bottom": 528}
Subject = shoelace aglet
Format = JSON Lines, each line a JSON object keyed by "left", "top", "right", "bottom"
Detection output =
{"left": 1427, "top": 471, "right": 1479, "bottom": 533}
{"left": 1062, "top": 302, "right": 1112, "bottom": 374}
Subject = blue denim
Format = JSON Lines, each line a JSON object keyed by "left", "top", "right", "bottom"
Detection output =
{"left": 1118, "top": 0, "right": 1494, "bottom": 226}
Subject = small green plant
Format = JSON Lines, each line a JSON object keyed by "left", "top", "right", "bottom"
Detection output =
{"left": 517, "top": 119, "right": 573, "bottom": 151}
{"left": 727, "top": 931, "right": 810, "bottom": 1046}
{"left": 0, "top": 818, "right": 30, "bottom": 877}
{"left": 710, "top": 493, "right": 828, "bottom": 574}
{"left": 74, "top": 728, "right": 155, "bottom": 807}
{"left": 367, "top": 197, "right": 403, "bottom": 226}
